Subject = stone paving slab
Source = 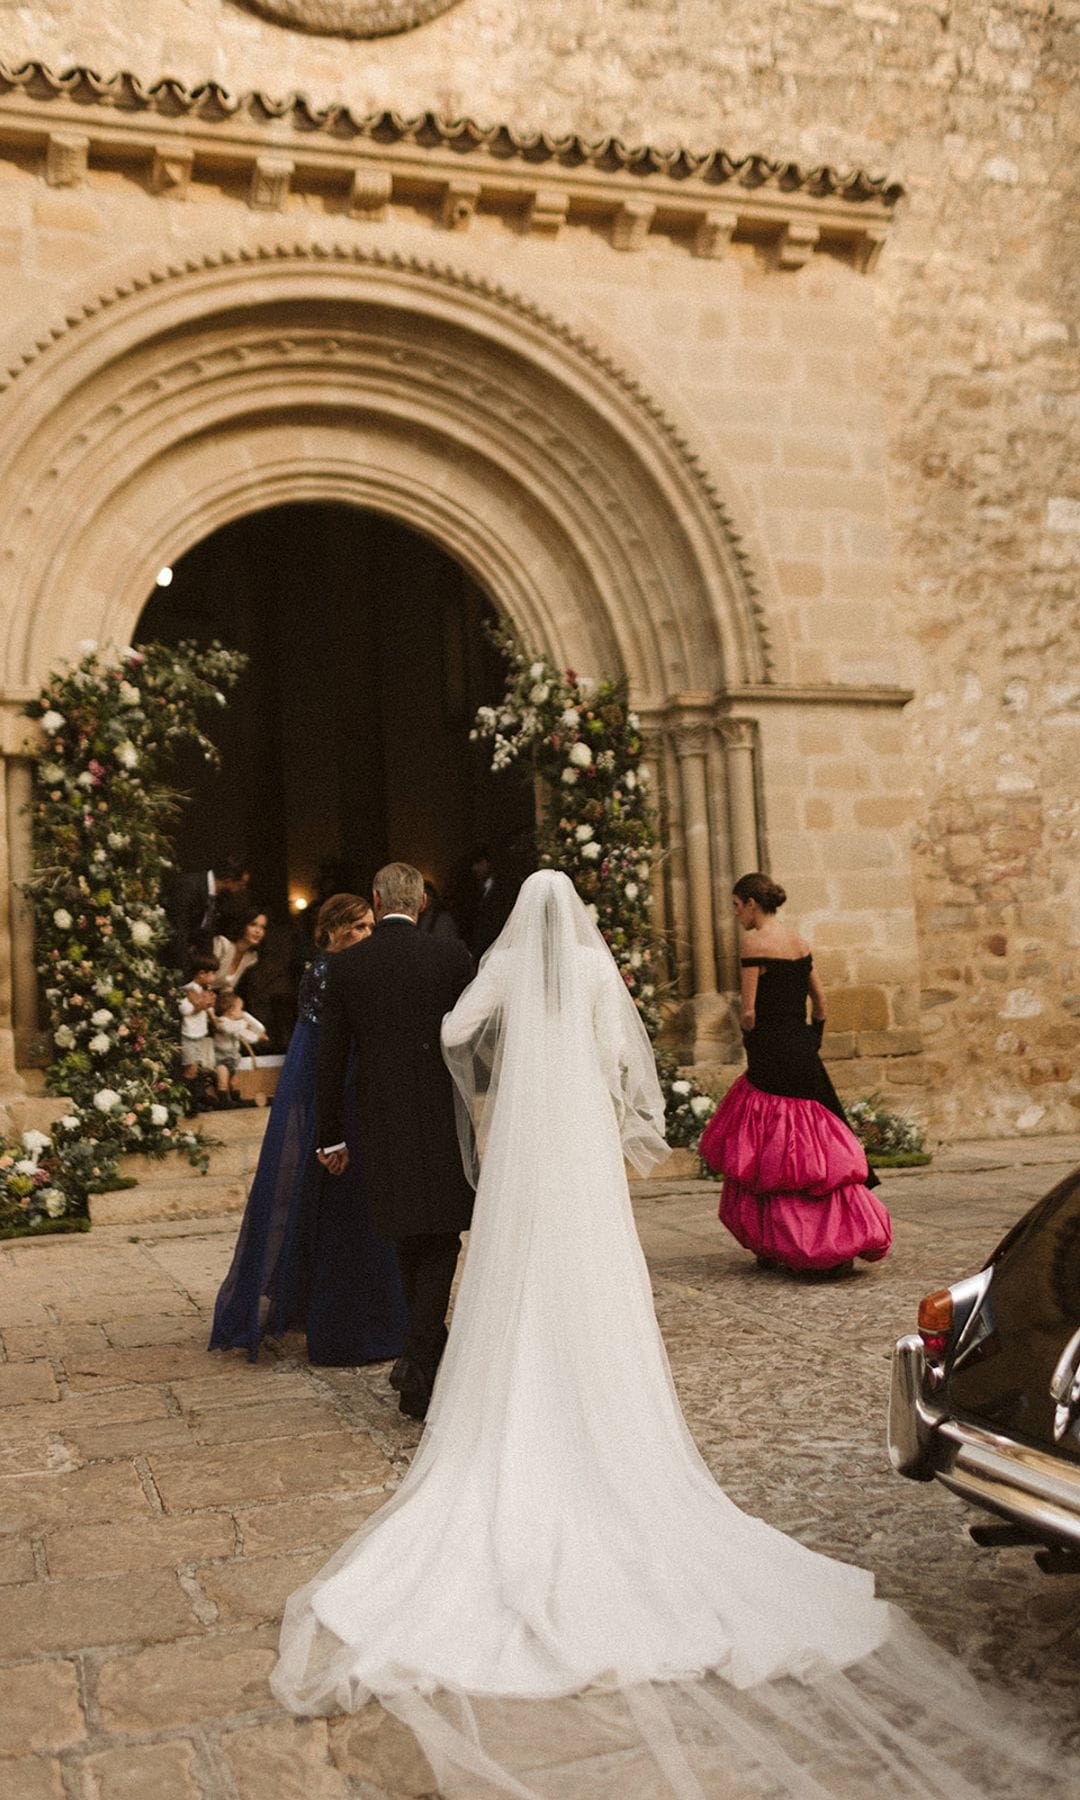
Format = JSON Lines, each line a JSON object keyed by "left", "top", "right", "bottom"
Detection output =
{"left": 0, "top": 1133, "right": 1077, "bottom": 1797}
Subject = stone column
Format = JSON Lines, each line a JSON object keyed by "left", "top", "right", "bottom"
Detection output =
{"left": 672, "top": 718, "right": 718, "bottom": 998}
{"left": 636, "top": 718, "right": 669, "bottom": 984}
{"left": 721, "top": 717, "right": 760, "bottom": 879}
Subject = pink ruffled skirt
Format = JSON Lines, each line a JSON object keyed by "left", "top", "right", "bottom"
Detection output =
{"left": 699, "top": 1076, "right": 891, "bottom": 1271}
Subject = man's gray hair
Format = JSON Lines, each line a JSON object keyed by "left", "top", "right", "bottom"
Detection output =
{"left": 373, "top": 862, "right": 425, "bottom": 917}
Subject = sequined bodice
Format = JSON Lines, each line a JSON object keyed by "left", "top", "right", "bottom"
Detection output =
{"left": 297, "top": 952, "right": 330, "bottom": 1025}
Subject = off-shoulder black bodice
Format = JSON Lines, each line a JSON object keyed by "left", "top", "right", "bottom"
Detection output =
{"left": 741, "top": 954, "right": 813, "bottom": 1030}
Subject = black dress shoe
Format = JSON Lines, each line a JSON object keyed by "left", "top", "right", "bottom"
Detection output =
{"left": 398, "top": 1387, "right": 430, "bottom": 1421}
{"left": 389, "top": 1356, "right": 410, "bottom": 1392}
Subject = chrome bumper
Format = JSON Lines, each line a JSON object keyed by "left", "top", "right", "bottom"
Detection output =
{"left": 888, "top": 1334, "right": 1080, "bottom": 1551}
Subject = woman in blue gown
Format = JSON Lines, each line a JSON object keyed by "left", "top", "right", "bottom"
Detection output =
{"left": 209, "top": 893, "right": 408, "bottom": 1366}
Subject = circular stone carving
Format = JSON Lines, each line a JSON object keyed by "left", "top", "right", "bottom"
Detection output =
{"left": 238, "top": 0, "right": 464, "bottom": 35}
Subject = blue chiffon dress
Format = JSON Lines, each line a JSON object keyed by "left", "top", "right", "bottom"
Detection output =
{"left": 209, "top": 953, "right": 408, "bottom": 1365}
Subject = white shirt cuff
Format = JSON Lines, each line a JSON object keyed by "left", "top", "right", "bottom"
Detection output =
{"left": 318, "top": 1142, "right": 346, "bottom": 1155}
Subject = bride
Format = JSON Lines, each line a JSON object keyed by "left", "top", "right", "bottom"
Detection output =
{"left": 273, "top": 870, "right": 1072, "bottom": 1799}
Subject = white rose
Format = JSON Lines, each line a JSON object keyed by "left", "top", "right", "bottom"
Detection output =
{"left": 130, "top": 920, "right": 153, "bottom": 946}
{"left": 569, "top": 742, "right": 592, "bottom": 768}
{"left": 691, "top": 1094, "right": 715, "bottom": 1119}
{"left": 150, "top": 1104, "right": 169, "bottom": 1127}
{"left": 560, "top": 708, "right": 580, "bottom": 728}
{"left": 671, "top": 1079, "right": 691, "bottom": 1096}
{"left": 89, "top": 1033, "right": 111, "bottom": 1055}
{"left": 529, "top": 683, "right": 550, "bottom": 705}
{"left": 91, "top": 1008, "right": 113, "bottom": 1026}
{"left": 40, "top": 1188, "right": 66, "bottom": 1218}
{"left": 115, "top": 741, "right": 138, "bottom": 770}
{"left": 59, "top": 1115, "right": 80, "bottom": 1131}
{"left": 628, "top": 712, "right": 641, "bottom": 730}
{"left": 624, "top": 770, "right": 637, "bottom": 790}
{"left": 624, "top": 882, "right": 639, "bottom": 901}
{"left": 560, "top": 767, "right": 579, "bottom": 786}
{"left": 76, "top": 772, "right": 95, "bottom": 789}
{"left": 107, "top": 832, "right": 129, "bottom": 850}
{"left": 53, "top": 908, "right": 73, "bottom": 930}
{"left": 93, "top": 1088, "right": 121, "bottom": 1112}
{"left": 585, "top": 903, "right": 599, "bottom": 923}
{"left": 14, "top": 1159, "right": 37, "bottom": 1176}
{"left": 40, "top": 710, "right": 65, "bottom": 734}
{"left": 118, "top": 680, "right": 141, "bottom": 706}
{"left": 94, "top": 978, "right": 113, "bottom": 997}
{"left": 53, "top": 1025, "right": 75, "bottom": 1049}
{"left": 637, "top": 766, "right": 651, "bottom": 785}
{"left": 575, "top": 824, "right": 594, "bottom": 843}
{"left": 637, "top": 863, "right": 651, "bottom": 880}
{"left": 79, "top": 639, "right": 98, "bottom": 654}
{"left": 529, "top": 661, "right": 546, "bottom": 681}
{"left": 40, "top": 763, "right": 65, "bottom": 784}
{"left": 581, "top": 841, "right": 602, "bottom": 861}
{"left": 21, "top": 1129, "right": 51, "bottom": 1154}
{"left": 630, "top": 950, "right": 643, "bottom": 969}
{"left": 215, "top": 690, "right": 226, "bottom": 705}
{"left": 92, "top": 848, "right": 106, "bottom": 863}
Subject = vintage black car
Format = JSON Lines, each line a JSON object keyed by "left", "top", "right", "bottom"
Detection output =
{"left": 888, "top": 1164, "right": 1080, "bottom": 1571}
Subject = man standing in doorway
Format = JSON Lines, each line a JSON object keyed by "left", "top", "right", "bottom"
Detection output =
{"left": 316, "top": 862, "right": 474, "bottom": 1419}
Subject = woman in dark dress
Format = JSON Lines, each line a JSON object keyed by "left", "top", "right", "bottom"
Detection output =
{"left": 700, "top": 872, "right": 891, "bottom": 1273}
{"left": 209, "top": 893, "right": 407, "bottom": 1365}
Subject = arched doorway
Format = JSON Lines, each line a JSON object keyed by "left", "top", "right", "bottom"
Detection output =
{"left": 136, "top": 500, "right": 536, "bottom": 938}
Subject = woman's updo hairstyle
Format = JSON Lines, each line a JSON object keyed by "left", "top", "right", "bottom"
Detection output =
{"left": 732, "top": 872, "right": 787, "bottom": 913}
{"left": 314, "top": 892, "right": 372, "bottom": 950}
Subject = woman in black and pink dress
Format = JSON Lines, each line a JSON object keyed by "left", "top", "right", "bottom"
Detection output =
{"left": 700, "top": 871, "right": 891, "bottom": 1273}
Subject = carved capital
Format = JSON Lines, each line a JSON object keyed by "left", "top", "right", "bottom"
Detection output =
{"left": 718, "top": 717, "right": 756, "bottom": 752}
{"left": 673, "top": 720, "right": 712, "bottom": 760}
{"left": 250, "top": 155, "right": 294, "bottom": 212}
{"left": 45, "top": 132, "right": 89, "bottom": 189}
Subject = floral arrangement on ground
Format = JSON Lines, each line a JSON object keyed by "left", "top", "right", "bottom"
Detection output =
{"left": 847, "top": 1094, "right": 931, "bottom": 1167}
{"left": 20, "top": 638, "right": 247, "bottom": 1231}
{"left": 473, "top": 628, "right": 717, "bottom": 1150}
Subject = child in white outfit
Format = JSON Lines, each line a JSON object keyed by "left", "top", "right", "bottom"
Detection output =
{"left": 179, "top": 957, "right": 219, "bottom": 1112}
{"left": 213, "top": 990, "right": 269, "bottom": 1107}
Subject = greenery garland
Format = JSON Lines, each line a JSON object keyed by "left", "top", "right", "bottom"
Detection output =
{"left": 472, "top": 628, "right": 717, "bottom": 1151}
{"left": 17, "top": 639, "right": 247, "bottom": 1225}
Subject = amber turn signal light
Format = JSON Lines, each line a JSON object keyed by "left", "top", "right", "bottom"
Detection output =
{"left": 917, "top": 1288, "right": 953, "bottom": 1361}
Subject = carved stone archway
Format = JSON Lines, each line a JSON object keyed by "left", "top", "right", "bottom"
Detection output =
{"left": 0, "top": 234, "right": 776, "bottom": 1079}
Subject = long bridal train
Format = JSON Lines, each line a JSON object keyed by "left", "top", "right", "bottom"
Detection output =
{"left": 272, "top": 873, "right": 1074, "bottom": 1800}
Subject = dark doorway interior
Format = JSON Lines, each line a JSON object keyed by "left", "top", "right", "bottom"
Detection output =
{"left": 137, "top": 503, "right": 535, "bottom": 938}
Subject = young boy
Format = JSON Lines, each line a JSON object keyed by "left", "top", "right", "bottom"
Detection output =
{"left": 213, "top": 990, "right": 269, "bottom": 1107}
{"left": 179, "top": 956, "right": 219, "bottom": 1113}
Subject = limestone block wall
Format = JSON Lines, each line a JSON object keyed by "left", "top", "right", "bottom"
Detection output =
{"left": 0, "top": 0, "right": 1076, "bottom": 1136}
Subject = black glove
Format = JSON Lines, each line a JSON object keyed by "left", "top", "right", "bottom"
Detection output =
{"left": 810, "top": 1017, "right": 825, "bottom": 1050}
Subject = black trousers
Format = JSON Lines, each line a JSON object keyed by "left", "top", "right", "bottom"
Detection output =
{"left": 394, "top": 1230, "right": 461, "bottom": 1396}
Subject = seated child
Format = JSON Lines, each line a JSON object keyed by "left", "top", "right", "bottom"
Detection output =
{"left": 179, "top": 956, "right": 219, "bottom": 1112}
{"left": 213, "top": 990, "right": 269, "bottom": 1108}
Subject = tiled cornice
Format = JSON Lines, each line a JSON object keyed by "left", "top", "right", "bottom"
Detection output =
{"left": 0, "top": 60, "right": 901, "bottom": 267}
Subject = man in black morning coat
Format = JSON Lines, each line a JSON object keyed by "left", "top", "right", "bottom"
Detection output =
{"left": 316, "top": 861, "right": 475, "bottom": 1420}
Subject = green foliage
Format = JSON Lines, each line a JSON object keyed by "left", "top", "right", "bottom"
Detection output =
{"left": 847, "top": 1094, "right": 929, "bottom": 1161}
{"left": 22, "top": 639, "right": 246, "bottom": 1224}
{"left": 474, "top": 628, "right": 718, "bottom": 1154}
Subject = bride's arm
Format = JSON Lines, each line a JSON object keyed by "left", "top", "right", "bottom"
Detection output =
{"left": 440, "top": 952, "right": 506, "bottom": 1048}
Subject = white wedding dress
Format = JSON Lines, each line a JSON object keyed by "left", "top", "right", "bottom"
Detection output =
{"left": 272, "top": 872, "right": 1071, "bottom": 1799}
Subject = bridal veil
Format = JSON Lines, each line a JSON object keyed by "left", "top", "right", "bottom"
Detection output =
{"left": 272, "top": 871, "right": 1074, "bottom": 1799}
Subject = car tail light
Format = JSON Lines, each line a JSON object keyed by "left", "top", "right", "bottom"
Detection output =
{"left": 917, "top": 1288, "right": 954, "bottom": 1362}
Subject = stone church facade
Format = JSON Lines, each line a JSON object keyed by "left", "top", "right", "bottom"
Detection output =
{"left": 0, "top": 0, "right": 1076, "bottom": 1138}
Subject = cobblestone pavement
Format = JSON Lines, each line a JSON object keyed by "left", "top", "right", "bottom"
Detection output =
{"left": 2, "top": 1136, "right": 1079, "bottom": 1799}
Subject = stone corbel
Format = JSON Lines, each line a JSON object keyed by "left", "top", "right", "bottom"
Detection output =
{"left": 670, "top": 706, "right": 718, "bottom": 998}
{"left": 45, "top": 131, "right": 89, "bottom": 189}
{"left": 250, "top": 154, "right": 294, "bottom": 212}
{"left": 151, "top": 143, "right": 195, "bottom": 198}
{"left": 441, "top": 178, "right": 481, "bottom": 231}
{"left": 349, "top": 164, "right": 393, "bottom": 220}
{"left": 777, "top": 220, "right": 820, "bottom": 269}
{"left": 693, "top": 208, "right": 737, "bottom": 260}
{"left": 524, "top": 185, "right": 569, "bottom": 238}
{"left": 611, "top": 199, "right": 655, "bottom": 253}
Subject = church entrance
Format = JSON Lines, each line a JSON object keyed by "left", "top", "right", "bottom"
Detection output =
{"left": 136, "top": 502, "right": 536, "bottom": 955}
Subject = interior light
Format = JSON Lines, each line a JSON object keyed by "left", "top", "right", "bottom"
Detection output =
{"left": 155, "top": 566, "right": 174, "bottom": 588}
{"left": 292, "top": 896, "right": 309, "bottom": 912}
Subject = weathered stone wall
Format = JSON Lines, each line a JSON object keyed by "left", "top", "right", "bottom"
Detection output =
{"left": 1, "top": 0, "right": 1077, "bottom": 1136}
